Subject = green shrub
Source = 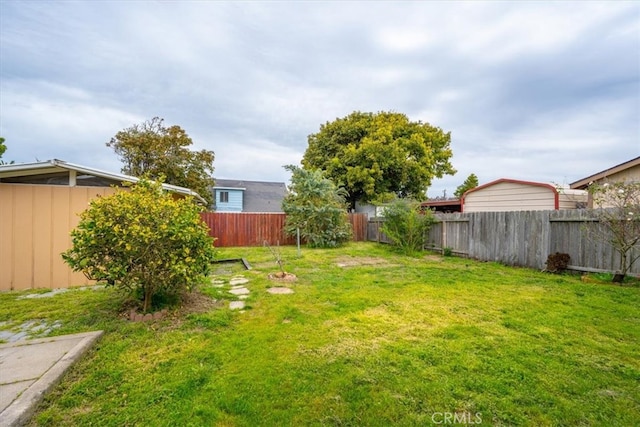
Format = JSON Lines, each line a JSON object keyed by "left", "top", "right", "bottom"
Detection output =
{"left": 381, "top": 199, "right": 436, "bottom": 255}
{"left": 62, "top": 179, "right": 216, "bottom": 311}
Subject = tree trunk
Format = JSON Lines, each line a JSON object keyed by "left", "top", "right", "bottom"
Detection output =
{"left": 349, "top": 196, "right": 357, "bottom": 212}
{"left": 615, "top": 250, "right": 629, "bottom": 283}
{"left": 143, "top": 288, "right": 152, "bottom": 312}
{"left": 612, "top": 273, "right": 625, "bottom": 283}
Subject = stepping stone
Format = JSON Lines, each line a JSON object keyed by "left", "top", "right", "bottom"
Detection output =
{"left": 229, "top": 287, "right": 250, "bottom": 296}
{"left": 18, "top": 289, "right": 69, "bottom": 299}
{"left": 230, "top": 277, "right": 249, "bottom": 286}
{"left": 267, "top": 287, "right": 294, "bottom": 294}
{"left": 229, "top": 301, "right": 245, "bottom": 310}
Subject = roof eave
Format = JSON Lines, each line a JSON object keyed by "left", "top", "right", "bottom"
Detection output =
{"left": 0, "top": 159, "right": 208, "bottom": 205}
{"left": 570, "top": 156, "right": 640, "bottom": 189}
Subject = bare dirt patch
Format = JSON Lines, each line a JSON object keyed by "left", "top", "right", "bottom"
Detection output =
{"left": 177, "top": 291, "right": 224, "bottom": 315}
{"left": 267, "top": 287, "right": 294, "bottom": 294}
{"left": 268, "top": 272, "right": 297, "bottom": 282}
{"left": 335, "top": 257, "right": 396, "bottom": 268}
{"left": 119, "top": 290, "right": 223, "bottom": 322}
{"left": 423, "top": 254, "right": 443, "bottom": 262}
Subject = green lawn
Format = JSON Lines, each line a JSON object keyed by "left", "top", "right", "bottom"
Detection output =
{"left": 1, "top": 242, "right": 638, "bottom": 426}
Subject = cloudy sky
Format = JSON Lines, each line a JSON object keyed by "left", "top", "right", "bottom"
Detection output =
{"left": 1, "top": 1, "right": 638, "bottom": 197}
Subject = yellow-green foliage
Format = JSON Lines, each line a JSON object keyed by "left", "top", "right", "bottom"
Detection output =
{"left": 62, "top": 179, "right": 216, "bottom": 311}
{"left": 302, "top": 111, "right": 456, "bottom": 209}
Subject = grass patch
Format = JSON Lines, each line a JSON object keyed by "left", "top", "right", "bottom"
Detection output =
{"left": 0, "top": 242, "right": 638, "bottom": 426}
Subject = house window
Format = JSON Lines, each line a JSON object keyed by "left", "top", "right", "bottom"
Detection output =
{"left": 219, "top": 191, "right": 229, "bottom": 203}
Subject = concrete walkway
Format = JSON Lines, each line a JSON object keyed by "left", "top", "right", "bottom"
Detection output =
{"left": 0, "top": 331, "right": 103, "bottom": 427}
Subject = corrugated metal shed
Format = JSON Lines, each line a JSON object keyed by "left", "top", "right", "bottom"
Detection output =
{"left": 462, "top": 178, "right": 587, "bottom": 213}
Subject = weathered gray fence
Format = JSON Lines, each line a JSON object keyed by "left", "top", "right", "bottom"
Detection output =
{"left": 369, "top": 210, "right": 639, "bottom": 276}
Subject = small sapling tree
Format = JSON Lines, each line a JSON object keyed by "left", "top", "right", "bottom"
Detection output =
{"left": 585, "top": 180, "right": 640, "bottom": 282}
{"left": 62, "top": 179, "right": 216, "bottom": 311}
{"left": 381, "top": 199, "right": 436, "bottom": 255}
{"left": 264, "top": 240, "right": 286, "bottom": 277}
{"left": 282, "top": 165, "right": 352, "bottom": 248}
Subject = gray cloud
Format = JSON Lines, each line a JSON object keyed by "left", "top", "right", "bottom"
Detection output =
{"left": 1, "top": 1, "right": 638, "bottom": 197}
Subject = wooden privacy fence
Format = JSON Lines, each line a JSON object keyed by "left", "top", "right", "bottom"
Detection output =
{"left": 368, "top": 210, "right": 640, "bottom": 276}
{"left": 201, "top": 212, "right": 368, "bottom": 247}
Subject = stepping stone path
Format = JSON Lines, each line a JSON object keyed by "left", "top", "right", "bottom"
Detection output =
{"left": 227, "top": 276, "right": 251, "bottom": 311}
{"left": 229, "top": 277, "right": 249, "bottom": 286}
{"left": 213, "top": 274, "right": 295, "bottom": 311}
{"left": 210, "top": 279, "right": 225, "bottom": 288}
{"left": 0, "top": 319, "right": 62, "bottom": 342}
{"left": 229, "top": 301, "right": 245, "bottom": 310}
{"left": 229, "top": 287, "right": 250, "bottom": 296}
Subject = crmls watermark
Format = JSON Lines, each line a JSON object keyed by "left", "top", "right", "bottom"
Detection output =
{"left": 431, "top": 412, "right": 482, "bottom": 424}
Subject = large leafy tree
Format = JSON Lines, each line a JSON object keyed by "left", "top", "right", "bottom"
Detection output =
{"left": 282, "top": 165, "right": 352, "bottom": 248}
{"left": 62, "top": 179, "right": 216, "bottom": 311}
{"left": 107, "top": 117, "right": 215, "bottom": 206}
{"left": 302, "top": 111, "right": 455, "bottom": 209}
{"left": 454, "top": 173, "right": 479, "bottom": 198}
{"left": 0, "top": 137, "right": 13, "bottom": 165}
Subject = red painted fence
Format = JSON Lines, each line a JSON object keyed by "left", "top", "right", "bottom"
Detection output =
{"left": 200, "top": 212, "right": 368, "bottom": 247}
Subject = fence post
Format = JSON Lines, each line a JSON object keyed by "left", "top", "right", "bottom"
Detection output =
{"left": 441, "top": 218, "right": 447, "bottom": 255}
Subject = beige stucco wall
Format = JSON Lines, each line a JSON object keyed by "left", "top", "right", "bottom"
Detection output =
{"left": 0, "top": 183, "right": 118, "bottom": 291}
{"left": 463, "top": 181, "right": 555, "bottom": 212}
{"left": 605, "top": 164, "right": 640, "bottom": 183}
{"left": 558, "top": 190, "right": 588, "bottom": 210}
{"left": 587, "top": 165, "right": 640, "bottom": 209}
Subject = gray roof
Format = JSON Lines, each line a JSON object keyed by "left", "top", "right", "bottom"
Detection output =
{"left": 0, "top": 159, "right": 207, "bottom": 204}
{"left": 214, "top": 179, "right": 287, "bottom": 212}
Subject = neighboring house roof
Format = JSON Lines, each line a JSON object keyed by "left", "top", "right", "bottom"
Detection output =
{"left": 463, "top": 178, "right": 557, "bottom": 197}
{"left": 570, "top": 156, "right": 640, "bottom": 190}
{"left": 0, "top": 159, "right": 207, "bottom": 204}
{"left": 213, "top": 179, "right": 287, "bottom": 212}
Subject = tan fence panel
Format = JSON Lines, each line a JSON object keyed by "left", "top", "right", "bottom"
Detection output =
{"left": 33, "top": 186, "right": 53, "bottom": 288}
{"left": 0, "top": 184, "right": 117, "bottom": 291}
